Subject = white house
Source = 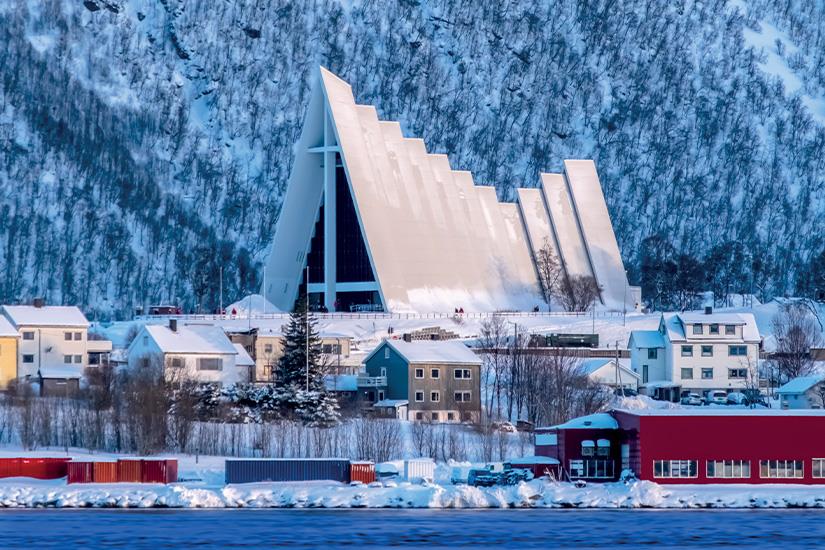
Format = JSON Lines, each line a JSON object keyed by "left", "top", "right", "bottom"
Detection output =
{"left": 777, "top": 376, "right": 825, "bottom": 409}
{"left": 127, "top": 320, "right": 240, "bottom": 385}
{"left": 579, "top": 358, "right": 640, "bottom": 392}
{"left": 1, "top": 303, "right": 96, "bottom": 383}
{"left": 628, "top": 308, "right": 761, "bottom": 398}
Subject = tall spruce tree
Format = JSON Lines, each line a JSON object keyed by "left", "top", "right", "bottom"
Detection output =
{"left": 275, "top": 293, "right": 339, "bottom": 424}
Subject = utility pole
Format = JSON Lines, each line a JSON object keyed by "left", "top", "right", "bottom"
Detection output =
{"left": 219, "top": 267, "right": 223, "bottom": 317}
{"left": 623, "top": 270, "right": 627, "bottom": 327}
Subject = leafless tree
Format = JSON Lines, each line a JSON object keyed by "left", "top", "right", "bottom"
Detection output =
{"left": 535, "top": 237, "right": 563, "bottom": 311}
{"left": 772, "top": 301, "right": 823, "bottom": 382}
{"left": 558, "top": 275, "right": 600, "bottom": 312}
{"left": 814, "top": 382, "right": 825, "bottom": 410}
{"left": 479, "top": 315, "right": 509, "bottom": 420}
{"left": 351, "top": 418, "right": 402, "bottom": 462}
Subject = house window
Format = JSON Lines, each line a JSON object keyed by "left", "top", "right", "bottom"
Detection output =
{"left": 701, "top": 345, "right": 713, "bottom": 357}
{"left": 813, "top": 459, "right": 825, "bottom": 478}
{"left": 701, "top": 368, "right": 714, "bottom": 379}
{"left": 681, "top": 368, "right": 693, "bottom": 380}
{"left": 169, "top": 357, "right": 184, "bottom": 368}
{"left": 681, "top": 345, "right": 693, "bottom": 357}
{"left": 64, "top": 332, "right": 72, "bottom": 341}
{"left": 692, "top": 324, "right": 703, "bottom": 335}
{"left": 709, "top": 324, "right": 719, "bottom": 335}
{"left": 366, "top": 391, "right": 375, "bottom": 401}
{"left": 378, "top": 390, "right": 385, "bottom": 401}
{"left": 581, "top": 441, "right": 595, "bottom": 457}
{"left": 430, "top": 391, "right": 440, "bottom": 402}
{"left": 431, "top": 412, "right": 439, "bottom": 421}
{"left": 728, "top": 368, "right": 747, "bottom": 379}
{"left": 725, "top": 325, "right": 736, "bottom": 335}
{"left": 64, "top": 355, "right": 72, "bottom": 364}
{"left": 454, "top": 368, "right": 471, "bottom": 379}
{"left": 647, "top": 348, "right": 658, "bottom": 360}
{"left": 760, "top": 460, "right": 803, "bottom": 479}
{"left": 707, "top": 460, "right": 751, "bottom": 479}
{"left": 380, "top": 367, "right": 387, "bottom": 377}
{"left": 197, "top": 358, "right": 223, "bottom": 371}
{"left": 653, "top": 460, "right": 697, "bottom": 478}
{"left": 416, "top": 412, "right": 424, "bottom": 420}
{"left": 74, "top": 332, "right": 82, "bottom": 341}
{"left": 642, "top": 365, "right": 649, "bottom": 383}
{"left": 263, "top": 344, "right": 273, "bottom": 354}
{"left": 447, "top": 412, "right": 455, "bottom": 421}
{"left": 74, "top": 355, "right": 82, "bottom": 364}
{"left": 415, "top": 368, "right": 424, "bottom": 379}
{"left": 22, "top": 331, "right": 34, "bottom": 340}
{"left": 415, "top": 391, "right": 424, "bottom": 402}
{"left": 143, "top": 336, "right": 148, "bottom": 346}
{"left": 22, "top": 354, "right": 34, "bottom": 363}
{"left": 728, "top": 345, "right": 748, "bottom": 357}
{"left": 384, "top": 347, "right": 390, "bottom": 359}
{"left": 430, "top": 368, "right": 440, "bottom": 379}
{"left": 454, "top": 391, "right": 471, "bottom": 402}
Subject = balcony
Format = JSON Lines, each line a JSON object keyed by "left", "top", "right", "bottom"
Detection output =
{"left": 357, "top": 376, "right": 387, "bottom": 387}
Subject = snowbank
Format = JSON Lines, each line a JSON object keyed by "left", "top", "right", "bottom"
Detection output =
{"left": 1, "top": 478, "right": 824, "bottom": 509}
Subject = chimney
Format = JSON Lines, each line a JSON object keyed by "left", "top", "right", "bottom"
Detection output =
{"left": 32, "top": 297, "right": 45, "bottom": 308}
{"left": 704, "top": 306, "right": 713, "bottom": 315}
{"left": 169, "top": 319, "right": 178, "bottom": 332}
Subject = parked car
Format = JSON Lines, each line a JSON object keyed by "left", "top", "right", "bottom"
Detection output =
{"left": 707, "top": 390, "right": 728, "bottom": 405}
{"left": 726, "top": 391, "right": 747, "bottom": 405}
{"left": 491, "top": 421, "right": 517, "bottom": 433}
{"left": 680, "top": 393, "right": 703, "bottom": 406}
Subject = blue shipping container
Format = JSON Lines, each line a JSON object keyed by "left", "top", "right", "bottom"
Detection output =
{"left": 225, "top": 459, "right": 351, "bottom": 484}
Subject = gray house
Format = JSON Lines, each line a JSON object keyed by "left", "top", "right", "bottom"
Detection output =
{"left": 777, "top": 375, "right": 825, "bottom": 409}
{"left": 361, "top": 339, "right": 482, "bottom": 423}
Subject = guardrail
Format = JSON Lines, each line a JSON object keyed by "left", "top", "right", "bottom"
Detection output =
{"left": 356, "top": 376, "right": 387, "bottom": 387}
{"left": 134, "top": 310, "right": 627, "bottom": 322}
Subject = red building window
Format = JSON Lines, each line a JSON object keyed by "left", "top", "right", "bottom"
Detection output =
{"left": 653, "top": 460, "right": 697, "bottom": 478}
{"left": 759, "top": 460, "right": 803, "bottom": 479}
{"left": 707, "top": 460, "right": 750, "bottom": 479}
{"left": 813, "top": 459, "right": 825, "bottom": 479}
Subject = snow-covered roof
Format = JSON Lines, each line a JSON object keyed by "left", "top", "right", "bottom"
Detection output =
{"left": 0, "top": 316, "right": 18, "bottom": 337}
{"left": 365, "top": 339, "right": 481, "bottom": 365}
{"left": 2, "top": 305, "right": 89, "bottom": 328}
{"left": 507, "top": 456, "right": 560, "bottom": 465}
{"left": 616, "top": 408, "right": 825, "bottom": 417}
{"left": 539, "top": 412, "right": 619, "bottom": 431}
{"left": 629, "top": 330, "right": 665, "bottom": 349}
{"left": 39, "top": 365, "right": 83, "bottom": 379}
{"left": 324, "top": 374, "right": 357, "bottom": 392}
{"left": 142, "top": 324, "right": 237, "bottom": 355}
{"left": 777, "top": 375, "right": 825, "bottom": 395}
{"left": 581, "top": 440, "right": 595, "bottom": 447}
{"left": 374, "top": 399, "right": 409, "bottom": 408}
{"left": 233, "top": 344, "right": 255, "bottom": 367}
{"left": 663, "top": 312, "right": 761, "bottom": 342}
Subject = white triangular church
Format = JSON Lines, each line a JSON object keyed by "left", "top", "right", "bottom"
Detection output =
{"left": 263, "top": 67, "right": 636, "bottom": 313}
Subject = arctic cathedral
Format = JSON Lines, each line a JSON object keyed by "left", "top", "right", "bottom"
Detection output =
{"left": 263, "top": 67, "right": 638, "bottom": 314}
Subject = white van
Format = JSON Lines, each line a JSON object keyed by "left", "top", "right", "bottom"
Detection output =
{"left": 707, "top": 390, "right": 728, "bottom": 405}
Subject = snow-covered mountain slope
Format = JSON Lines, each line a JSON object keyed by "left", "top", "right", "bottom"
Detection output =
{"left": 1, "top": 0, "right": 823, "bottom": 316}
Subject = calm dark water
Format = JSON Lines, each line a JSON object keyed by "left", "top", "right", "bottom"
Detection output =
{"left": 0, "top": 508, "right": 823, "bottom": 548}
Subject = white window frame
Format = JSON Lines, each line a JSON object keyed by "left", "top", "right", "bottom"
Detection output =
{"left": 725, "top": 324, "right": 736, "bottom": 335}
{"left": 22, "top": 331, "right": 34, "bottom": 341}
{"left": 64, "top": 354, "right": 72, "bottom": 364}
{"left": 701, "top": 368, "right": 713, "bottom": 380}
{"left": 414, "top": 368, "right": 424, "bottom": 379}
{"left": 453, "top": 368, "right": 471, "bottom": 379}
{"left": 701, "top": 345, "right": 713, "bottom": 357}
{"left": 692, "top": 324, "right": 703, "bottom": 335}
{"left": 430, "top": 368, "right": 440, "bottom": 379}
{"left": 454, "top": 391, "right": 471, "bottom": 402}
{"left": 647, "top": 348, "right": 658, "bottom": 360}
{"left": 681, "top": 345, "right": 693, "bottom": 357}
{"left": 64, "top": 332, "right": 73, "bottom": 341}
{"left": 378, "top": 390, "right": 385, "bottom": 401}
{"left": 813, "top": 458, "right": 825, "bottom": 479}
{"left": 680, "top": 367, "right": 693, "bottom": 380}
{"left": 706, "top": 460, "right": 751, "bottom": 479}
{"left": 74, "top": 332, "right": 82, "bottom": 341}
{"left": 384, "top": 347, "right": 390, "bottom": 359}
{"left": 709, "top": 324, "right": 719, "bottom": 335}
{"left": 653, "top": 460, "right": 698, "bottom": 479}
{"left": 430, "top": 391, "right": 440, "bottom": 403}
{"left": 414, "top": 391, "right": 424, "bottom": 402}
{"left": 759, "top": 460, "right": 804, "bottom": 479}
{"left": 197, "top": 357, "right": 223, "bottom": 371}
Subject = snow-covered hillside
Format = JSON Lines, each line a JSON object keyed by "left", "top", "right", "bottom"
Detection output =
{"left": 1, "top": 0, "right": 824, "bottom": 316}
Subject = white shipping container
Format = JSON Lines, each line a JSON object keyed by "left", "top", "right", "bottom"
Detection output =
{"left": 404, "top": 458, "right": 435, "bottom": 481}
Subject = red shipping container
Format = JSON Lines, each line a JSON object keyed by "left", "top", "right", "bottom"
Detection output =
{"left": 67, "top": 462, "right": 94, "bottom": 484}
{"left": 0, "top": 458, "right": 21, "bottom": 478}
{"left": 43, "top": 458, "right": 70, "bottom": 479}
{"left": 349, "top": 462, "right": 376, "bottom": 484}
{"left": 141, "top": 459, "right": 178, "bottom": 484}
{"left": 117, "top": 459, "right": 143, "bottom": 483}
{"left": 93, "top": 461, "right": 118, "bottom": 483}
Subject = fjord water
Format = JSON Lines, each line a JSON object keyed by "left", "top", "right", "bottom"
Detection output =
{"left": 1, "top": 508, "right": 823, "bottom": 548}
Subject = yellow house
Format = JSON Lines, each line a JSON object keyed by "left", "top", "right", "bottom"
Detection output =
{"left": 0, "top": 316, "right": 19, "bottom": 389}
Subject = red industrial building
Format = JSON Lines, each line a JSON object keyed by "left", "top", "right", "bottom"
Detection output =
{"left": 535, "top": 409, "right": 825, "bottom": 484}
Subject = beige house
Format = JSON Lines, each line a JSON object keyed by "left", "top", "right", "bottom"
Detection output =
{"left": 254, "top": 328, "right": 353, "bottom": 383}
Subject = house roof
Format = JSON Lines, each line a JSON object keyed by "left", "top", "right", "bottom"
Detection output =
{"left": 777, "top": 375, "right": 825, "bottom": 395}
{"left": 616, "top": 408, "right": 825, "bottom": 417}
{"left": 374, "top": 399, "right": 409, "bottom": 408}
{"left": 539, "top": 412, "right": 619, "bottom": 431}
{"left": 628, "top": 330, "right": 665, "bottom": 349}
{"left": 39, "top": 365, "right": 83, "bottom": 379}
{"left": 233, "top": 344, "right": 255, "bottom": 367}
{"left": 579, "top": 358, "right": 640, "bottom": 381}
{"left": 662, "top": 312, "right": 761, "bottom": 343}
{"left": 142, "top": 324, "right": 237, "bottom": 355}
{"left": 364, "top": 339, "right": 481, "bottom": 365}
{"left": 2, "top": 305, "right": 89, "bottom": 328}
{"left": 0, "top": 316, "right": 18, "bottom": 337}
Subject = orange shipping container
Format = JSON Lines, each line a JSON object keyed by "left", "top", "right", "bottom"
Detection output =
{"left": 350, "top": 461, "right": 376, "bottom": 484}
{"left": 93, "top": 461, "right": 118, "bottom": 483}
{"left": 117, "top": 459, "right": 142, "bottom": 483}
{"left": 67, "top": 462, "right": 94, "bottom": 484}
